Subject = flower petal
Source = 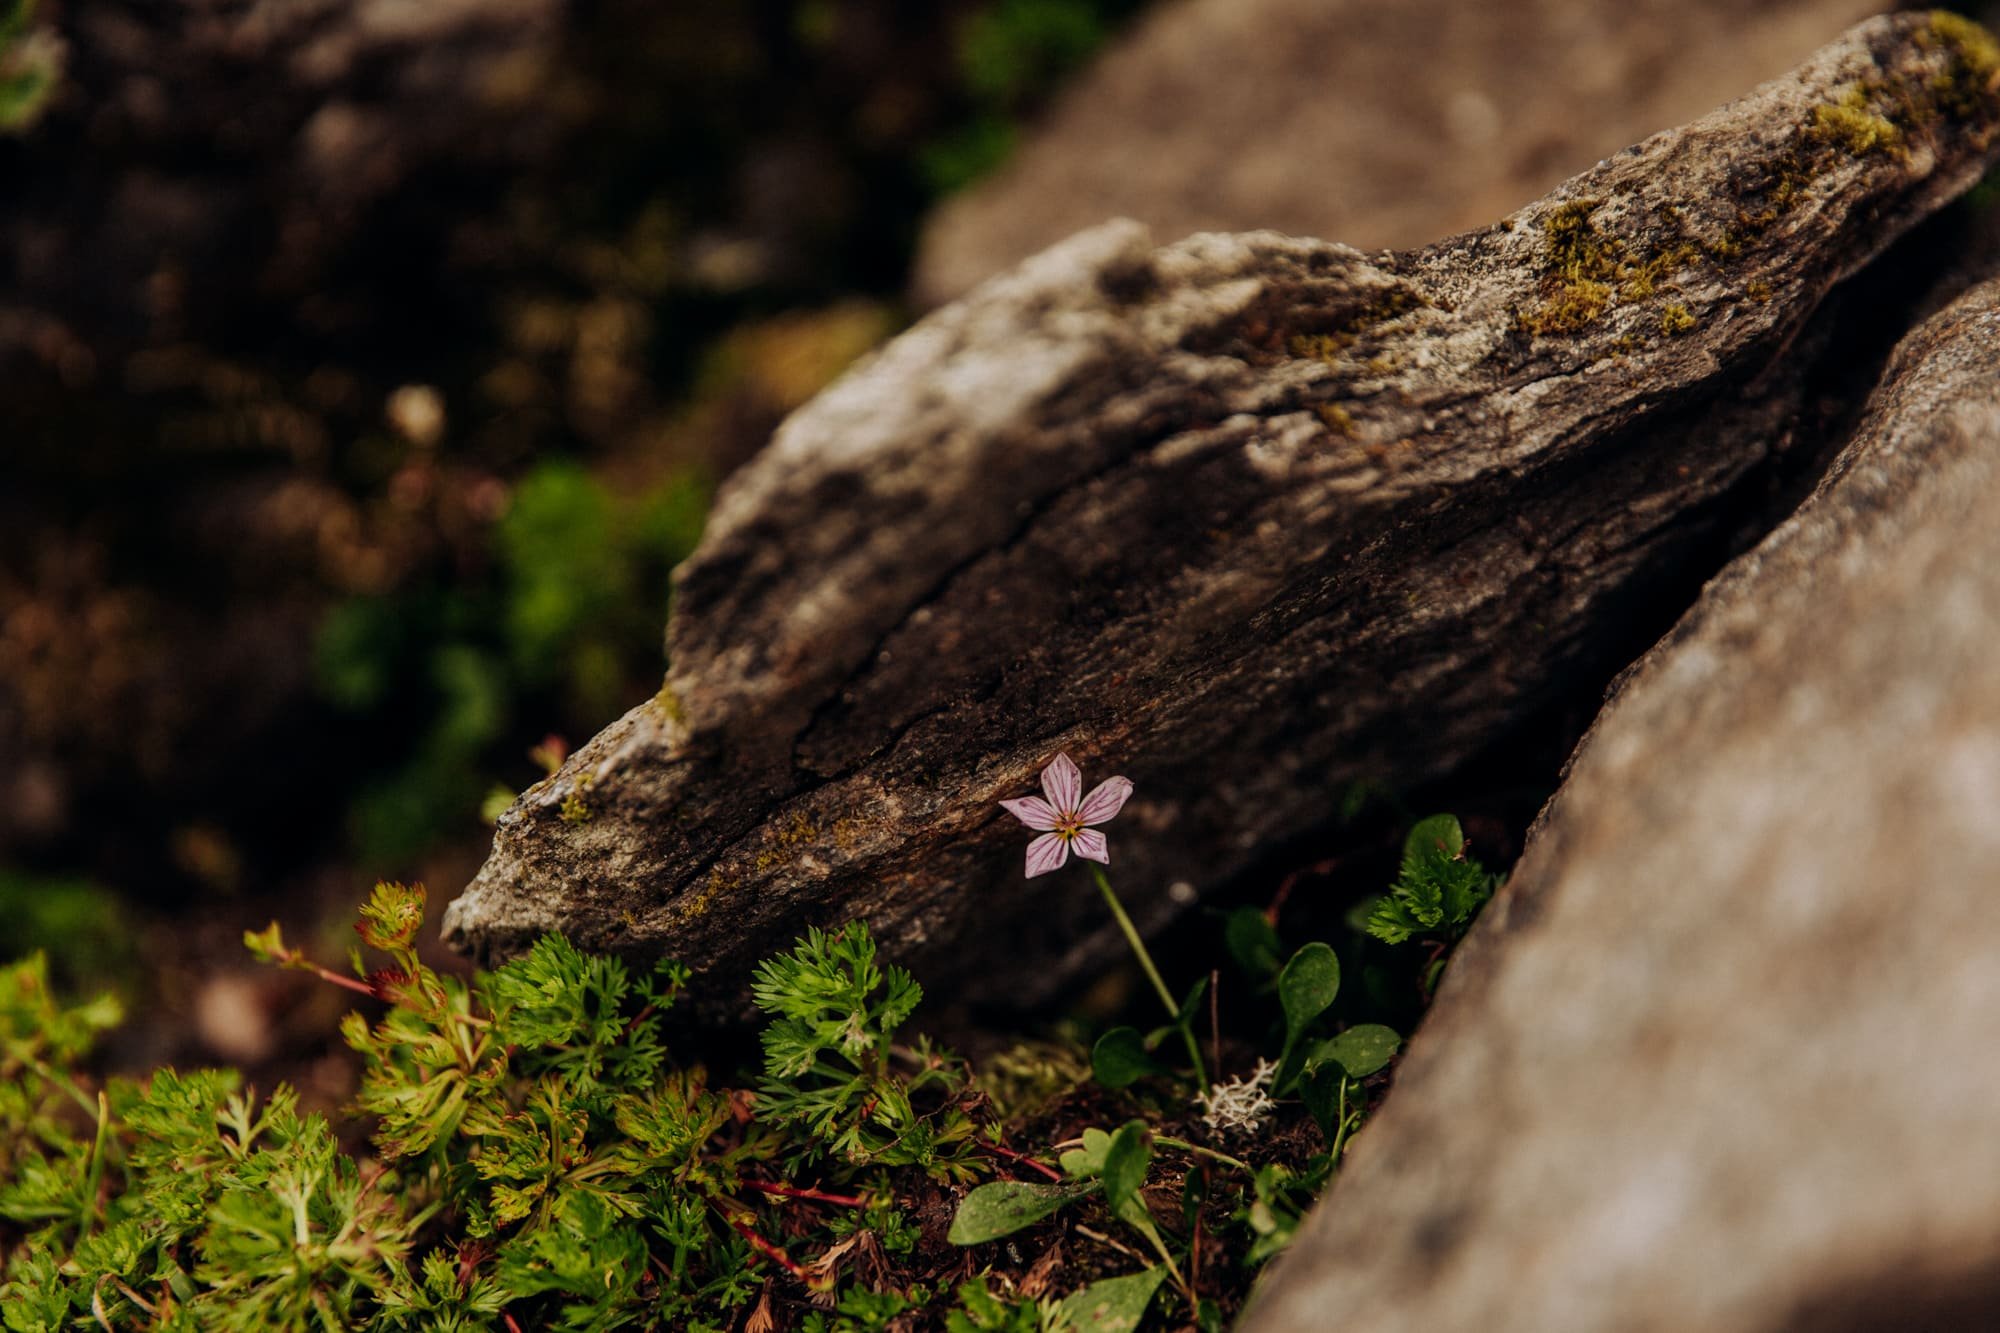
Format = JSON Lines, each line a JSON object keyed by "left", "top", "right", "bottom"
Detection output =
{"left": 1041, "top": 753, "right": 1083, "bottom": 814}
{"left": 1025, "top": 832, "right": 1070, "bottom": 878}
{"left": 1075, "top": 776, "right": 1133, "bottom": 827}
{"left": 1071, "top": 828, "right": 1109, "bottom": 864}
{"left": 1000, "top": 795, "right": 1061, "bottom": 831}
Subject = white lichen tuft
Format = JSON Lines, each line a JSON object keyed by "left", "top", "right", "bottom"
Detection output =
{"left": 1197, "top": 1059, "right": 1278, "bottom": 1138}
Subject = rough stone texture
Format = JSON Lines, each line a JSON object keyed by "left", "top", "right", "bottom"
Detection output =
{"left": 445, "top": 15, "right": 2000, "bottom": 1011}
{"left": 912, "top": 0, "right": 1890, "bottom": 307}
{"left": 1239, "top": 271, "right": 2000, "bottom": 1333}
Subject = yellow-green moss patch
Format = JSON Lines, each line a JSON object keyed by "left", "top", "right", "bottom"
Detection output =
{"left": 1517, "top": 200, "right": 1706, "bottom": 338}
{"left": 1284, "top": 289, "right": 1429, "bottom": 367}
{"left": 1926, "top": 11, "right": 2000, "bottom": 118}
{"left": 1810, "top": 91, "right": 1899, "bottom": 156}
{"left": 1315, "top": 403, "right": 1356, "bottom": 436}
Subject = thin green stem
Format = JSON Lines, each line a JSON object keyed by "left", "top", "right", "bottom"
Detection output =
{"left": 1155, "top": 1135, "right": 1253, "bottom": 1175}
{"left": 77, "top": 1090, "right": 111, "bottom": 1243}
{"left": 1088, "top": 864, "right": 1209, "bottom": 1093}
{"left": 1329, "top": 1075, "right": 1356, "bottom": 1163}
{"left": 26, "top": 1053, "right": 99, "bottom": 1121}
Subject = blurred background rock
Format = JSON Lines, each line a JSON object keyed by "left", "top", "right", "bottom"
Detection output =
{"left": 0, "top": 0, "right": 1958, "bottom": 1071}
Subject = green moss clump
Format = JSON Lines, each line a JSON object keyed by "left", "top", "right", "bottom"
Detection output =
{"left": 1290, "top": 332, "right": 1348, "bottom": 363}
{"left": 1519, "top": 279, "right": 1612, "bottom": 335}
{"left": 1284, "top": 288, "right": 1428, "bottom": 367}
{"left": 1926, "top": 11, "right": 2000, "bottom": 118}
{"left": 1811, "top": 96, "right": 1899, "bottom": 156}
{"left": 1660, "top": 304, "right": 1696, "bottom": 336}
{"left": 1818, "top": 101, "right": 1897, "bottom": 153}
{"left": 1315, "top": 403, "right": 1356, "bottom": 436}
{"left": 1518, "top": 200, "right": 1622, "bottom": 334}
{"left": 653, "top": 677, "right": 686, "bottom": 726}
{"left": 1544, "top": 199, "right": 1615, "bottom": 281}
{"left": 559, "top": 791, "right": 592, "bottom": 825}
{"left": 1517, "top": 200, "right": 1706, "bottom": 338}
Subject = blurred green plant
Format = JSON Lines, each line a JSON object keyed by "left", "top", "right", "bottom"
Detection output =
{"left": 0, "top": 872, "right": 133, "bottom": 998}
{"left": 923, "top": 0, "right": 1150, "bottom": 194}
{"left": 0, "top": 0, "right": 60, "bottom": 133}
{"left": 314, "top": 462, "right": 708, "bottom": 865}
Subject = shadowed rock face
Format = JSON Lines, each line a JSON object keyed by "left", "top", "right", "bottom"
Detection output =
{"left": 911, "top": 0, "right": 1891, "bottom": 307}
{"left": 444, "top": 15, "right": 2000, "bottom": 1013}
{"left": 1238, "top": 272, "right": 2000, "bottom": 1333}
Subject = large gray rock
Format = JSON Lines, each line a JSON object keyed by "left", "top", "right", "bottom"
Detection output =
{"left": 913, "top": 0, "right": 1889, "bottom": 307}
{"left": 444, "top": 14, "right": 2000, "bottom": 1013}
{"left": 1240, "top": 273, "right": 2000, "bottom": 1331}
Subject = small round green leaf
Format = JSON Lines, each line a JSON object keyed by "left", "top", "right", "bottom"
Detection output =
{"left": 1059, "top": 1127, "right": 1114, "bottom": 1179}
{"left": 1091, "top": 1027, "right": 1163, "bottom": 1090}
{"left": 1310, "top": 1024, "right": 1402, "bottom": 1079}
{"left": 1278, "top": 942, "right": 1341, "bottom": 1040}
{"left": 1402, "top": 813, "right": 1466, "bottom": 864}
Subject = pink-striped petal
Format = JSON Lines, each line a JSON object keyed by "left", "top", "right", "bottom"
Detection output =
{"left": 1025, "top": 832, "right": 1070, "bottom": 878}
{"left": 1075, "top": 776, "right": 1133, "bottom": 827}
{"left": 1071, "top": 828, "right": 1109, "bottom": 864}
{"left": 1041, "top": 753, "right": 1083, "bottom": 814}
{"left": 1000, "top": 795, "right": 1061, "bottom": 831}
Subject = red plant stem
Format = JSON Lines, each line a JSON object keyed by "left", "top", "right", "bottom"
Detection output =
{"left": 1190, "top": 1160, "right": 1214, "bottom": 1310}
{"left": 1208, "top": 968, "right": 1222, "bottom": 1079}
{"left": 982, "top": 1139, "right": 1063, "bottom": 1182}
{"left": 1266, "top": 854, "right": 1341, "bottom": 923}
{"left": 741, "top": 1179, "right": 871, "bottom": 1208}
{"left": 289, "top": 952, "right": 378, "bottom": 998}
{"left": 729, "top": 1214, "right": 809, "bottom": 1281}
{"left": 504, "top": 1315, "right": 525, "bottom": 1333}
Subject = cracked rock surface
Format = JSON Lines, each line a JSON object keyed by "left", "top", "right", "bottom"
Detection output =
{"left": 444, "top": 14, "right": 2000, "bottom": 1012}
{"left": 911, "top": 0, "right": 1889, "bottom": 306}
{"left": 1239, "top": 262, "right": 2000, "bottom": 1333}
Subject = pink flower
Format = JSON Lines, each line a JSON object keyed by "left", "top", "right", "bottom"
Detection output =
{"left": 1000, "top": 753, "right": 1134, "bottom": 878}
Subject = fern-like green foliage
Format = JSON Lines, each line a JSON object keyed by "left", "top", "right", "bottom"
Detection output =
{"left": 751, "top": 922, "right": 978, "bottom": 1177}
{"left": 1, "top": 888, "right": 989, "bottom": 1331}
{"left": 1365, "top": 815, "right": 1496, "bottom": 945}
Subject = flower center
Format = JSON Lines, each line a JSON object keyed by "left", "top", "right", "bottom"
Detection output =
{"left": 1054, "top": 815, "right": 1083, "bottom": 842}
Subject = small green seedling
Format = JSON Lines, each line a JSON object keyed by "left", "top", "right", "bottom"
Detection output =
{"left": 1365, "top": 814, "right": 1495, "bottom": 945}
